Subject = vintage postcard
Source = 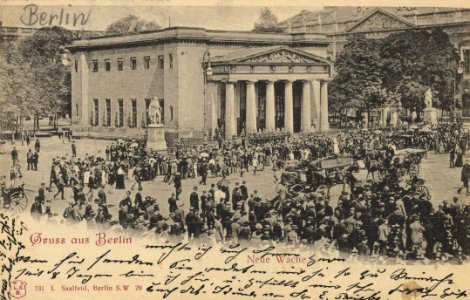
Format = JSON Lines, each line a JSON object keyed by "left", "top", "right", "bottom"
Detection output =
{"left": 1, "top": 0, "right": 470, "bottom": 299}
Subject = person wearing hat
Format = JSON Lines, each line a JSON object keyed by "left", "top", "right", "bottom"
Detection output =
{"left": 185, "top": 207, "right": 200, "bottom": 240}
{"left": 37, "top": 183, "right": 46, "bottom": 204}
{"left": 457, "top": 159, "right": 470, "bottom": 196}
{"left": 30, "top": 196, "right": 43, "bottom": 222}
{"left": 410, "top": 215, "right": 425, "bottom": 252}
{"left": 189, "top": 186, "right": 200, "bottom": 212}
{"left": 174, "top": 172, "right": 182, "bottom": 200}
{"left": 251, "top": 223, "right": 263, "bottom": 241}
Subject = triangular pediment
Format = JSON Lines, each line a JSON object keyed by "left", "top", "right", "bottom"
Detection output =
{"left": 212, "top": 46, "right": 330, "bottom": 65}
{"left": 347, "top": 8, "right": 415, "bottom": 32}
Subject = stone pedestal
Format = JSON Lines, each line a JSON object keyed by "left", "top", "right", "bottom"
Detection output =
{"left": 423, "top": 108, "right": 438, "bottom": 126}
{"left": 146, "top": 125, "right": 167, "bottom": 152}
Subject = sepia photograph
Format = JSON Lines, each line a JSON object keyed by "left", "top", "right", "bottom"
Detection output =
{"left": 1, "top": 1, "right": 470, "bottom": 299}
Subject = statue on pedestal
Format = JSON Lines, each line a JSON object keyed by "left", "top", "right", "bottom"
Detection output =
{"left": 424, "top": 88, "right": 433, "bottom": 109}
{"left": 148, "top": 97, "right": 162, "bottom": 126}
{"left": 423, "top": 88, "right": 437, "bottom": 126}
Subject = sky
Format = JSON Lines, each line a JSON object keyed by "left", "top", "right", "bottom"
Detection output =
{"left": 0, "top": 5, "right": 321, "bottom": 31}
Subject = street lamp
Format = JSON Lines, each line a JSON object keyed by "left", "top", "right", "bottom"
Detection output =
{"left": 202, "top": 49, "right": 213, "bottom": 142}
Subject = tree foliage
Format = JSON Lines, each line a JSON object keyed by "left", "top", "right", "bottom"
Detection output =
{"left": 19, "top": 26, "right": 76, "bottom": 115}
{"left": 381, "top": 28, "right": 460, "bottom": 112}
{"left": 330, "top": 29, "right": 460, "bottom": 114}
{"left": 329, "top": 35, "right": 387, "bottom": 114}
{"left": 253, "top": 7, "right": 283, "bottom": 33}
{"left": 105, "top": 14, "right": 161, "bottom": 35}
{"left": 0, "top": 26, "right": 76, "bottom": 129}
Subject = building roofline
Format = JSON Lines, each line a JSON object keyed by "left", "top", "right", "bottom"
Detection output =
{"left": 328, "top": 20, "right": 470, "bottom": 36}
{"left": 346, "top": 7, "right": 415, "bottom": 32}
{"left": 67, "top": 26, "right": 329, "bottom": 51}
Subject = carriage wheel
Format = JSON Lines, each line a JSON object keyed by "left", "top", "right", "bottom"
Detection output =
{"left": 10, "top": 191, "right": 28, "bottom": 213}
{"left": 417, "top": 185, "right": 430, "bottom": 199}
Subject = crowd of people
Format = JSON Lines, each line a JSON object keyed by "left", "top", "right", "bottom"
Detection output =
{"left": 2, "top": 122, "right": 470, "bottom": 263}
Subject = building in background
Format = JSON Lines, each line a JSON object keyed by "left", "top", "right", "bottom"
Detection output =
{"left": 0, "top": 21, "right": 103, "bottom": 41}
{"left": 281, "top": 7, "right": 470, "bottom": 120}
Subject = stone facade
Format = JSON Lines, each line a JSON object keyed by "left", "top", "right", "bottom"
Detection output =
{"left": 67, "top": 27, "right": 332, "bottom": 139}
{"left": 281, "top": 7, "right": 470, "bottom": 121}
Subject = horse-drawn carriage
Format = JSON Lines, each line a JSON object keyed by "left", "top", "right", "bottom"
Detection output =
{"left": 1, "top": 184, "right": 29, "bottom": 213}
{"left": 393, "top": 148, "right": 427, "bottom": 178}
{"left": 280, "top": 155, "right": 355, "bottom": 194}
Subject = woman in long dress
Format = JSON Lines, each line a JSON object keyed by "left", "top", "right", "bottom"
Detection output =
{"left": 115, "top": 165, "right": 126, "bottom": 189}
{"left": 455, "top": 145, "right": 463, "bottom": 168}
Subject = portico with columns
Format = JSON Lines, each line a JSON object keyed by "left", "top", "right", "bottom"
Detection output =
{"left": 207, "top": 46, "right": 331, "bottom": 139}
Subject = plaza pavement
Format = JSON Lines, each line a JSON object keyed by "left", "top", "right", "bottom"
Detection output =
{"left": 0, "top": 137, "right": 466, "bottom": 220}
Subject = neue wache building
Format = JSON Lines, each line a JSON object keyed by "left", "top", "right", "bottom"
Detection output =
{"left": 67, "top": 27, "right": 332, "bottom": 140}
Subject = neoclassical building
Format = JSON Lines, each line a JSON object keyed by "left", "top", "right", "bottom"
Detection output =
{"left": 281, "top": 6, "right": 470, "bottom": 119}
{"left": 67, "top": 27, "right": 332, "bottom": 139}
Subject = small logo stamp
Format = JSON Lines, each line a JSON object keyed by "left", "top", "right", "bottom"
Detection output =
{"left": 9, "top": 280, "right": 27, "bottom": 299}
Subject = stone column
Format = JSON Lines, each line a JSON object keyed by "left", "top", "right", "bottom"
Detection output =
{"left": 265, "top": 80, "right": 275, "bottom": 132}
{"left": 284, "top": 80, "right": 294, "bottom": 134}
{"left": 382, "top": 106, "right": 389, "bottom": 127}
{"left": 246, "top": 80, "right": 257, "bottom": 134}
{"left": 320, "top": 80, "right": 329, "bottom": 132}
{"left": 225, "top": 81, "right": 236, "bottom": 140}
{"left": 79, "top": 53, "right": 89, "bottom": 126}
{"left": 311, "top": 80, "right": 321, "bottom": 131}
{"left": 390, "top": 111, "right": 398, "bottom": 127}
{"left": 302, "top": 80, "right": 312, "bottom": 132}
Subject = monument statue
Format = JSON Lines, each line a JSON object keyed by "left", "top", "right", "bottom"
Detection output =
{"left": 148, "top": 97, "right": 162, "bottom": 125}
{"left": 423, "top": 88, "right": 437, "bottom": 126}
{"left": 424, "top": 88, "right": 433, "bottom": 109}
{"left": 146, "top": 96, "right": 166, "bottom": 151}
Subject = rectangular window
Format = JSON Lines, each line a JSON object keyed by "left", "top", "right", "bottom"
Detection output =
{"left": 144, "top": 56, "right": 150, "bottom": 69}
{"left": 130, "top": 57, "right": 137, "bottom": 70}
{"left": 158, "top": 55, "right": 164, "bottom": 69}
{"left": 105, "top": 59, "right": 111, "bottom": 71}
{"left": 130, "top": 99, "right": 137, "bottom": 127}
{"left": 145, "top": 98, "right": 151, "bottom": 126}
{"left": 169, "top": 54, "right": 173, "bottom": 68}
{"left": 74, "top": 60, "right": 78, "bottom": 72}
{"left": 464, "top": 50, "right": 470, "bottom": 75}
{"left": 116, "top": 99, "right": 124, "bottom": 127}
{"left": 105, "top": 99, "right": 111, "bottom": 126}
{"left": 92, "top": 60, "right": 98, "bottom": 72}
{"left": 159, "top": 98, "right": 165, "bottom": 123}
{"left": 93, "top": 99, "right": 99, "bottom": 126}
{"left": 117, "top": 59, "right": 123, "bottom": 71}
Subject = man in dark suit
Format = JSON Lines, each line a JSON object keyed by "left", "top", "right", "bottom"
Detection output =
{"left": 458, "top": 159, "right": 470, "bottom": 196}
{"left": 189, "top": 186, "right": 199, "bottom": 211}
{"left": 38, "top": 183, "right": 46, "bottom": 204}
{"left": 174, "top": 172, "right": 182, "bottom": 200}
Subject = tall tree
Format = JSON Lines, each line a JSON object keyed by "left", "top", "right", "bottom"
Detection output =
{"left": 381, "top": 28, "right": 460, "bottom": 113}
{"left": 253, "top": 7, "right": 283, "bottom": 33}
{"left": 0, "top": 39, "right": 38, "bottom": 130}
{"left": 329, "top": 35, "right": 386, "bottom": 119}
{"left": 330, "top": 29, "right": 460, "bottom": 119}
{"left": 105, "top": 14, "right": 161, "bottom": 35}
{"left": 19, "top": 26, "right": 75, "bottom": 117}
